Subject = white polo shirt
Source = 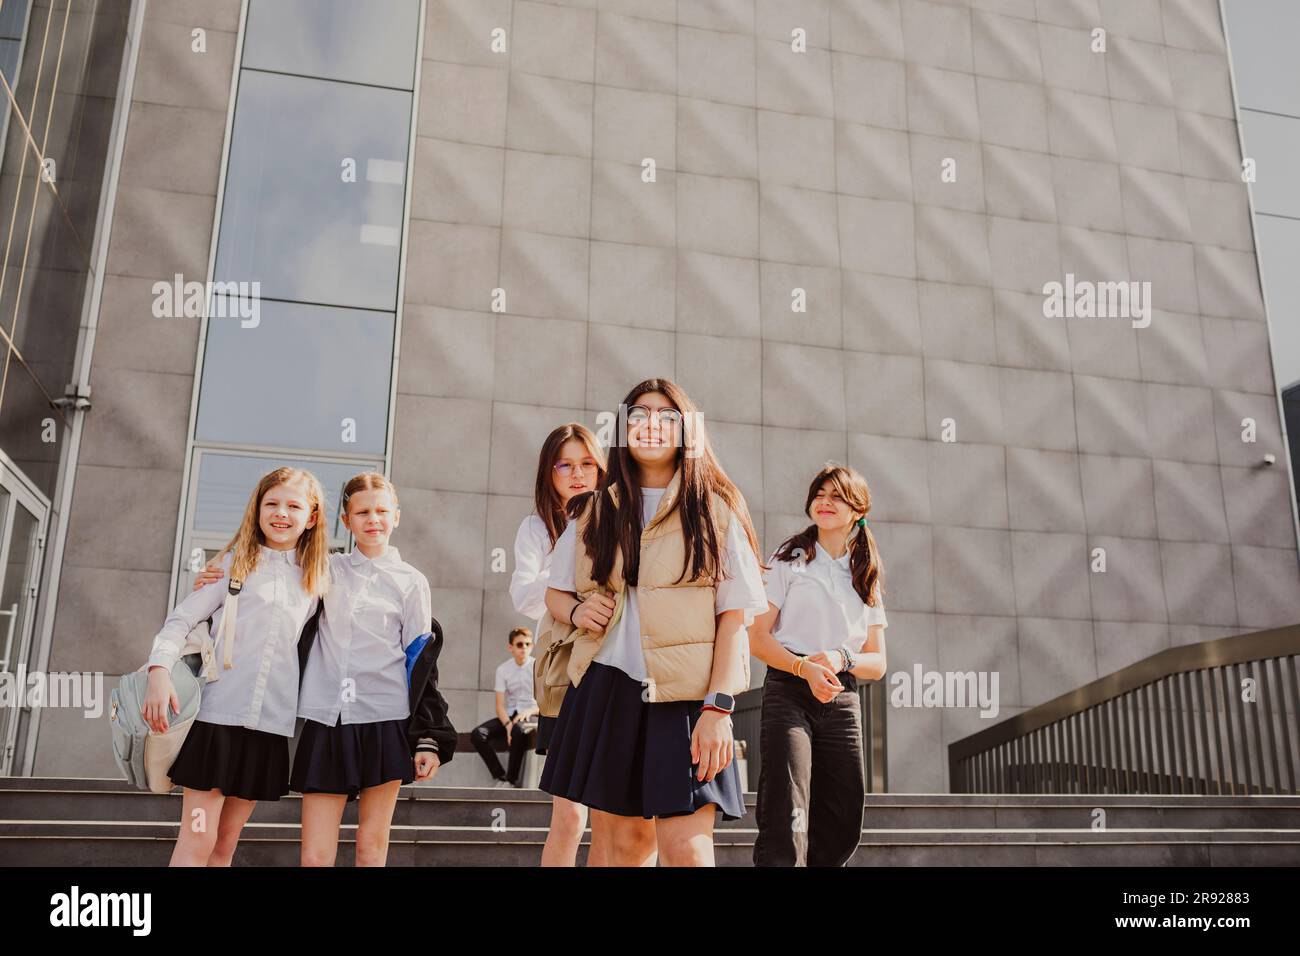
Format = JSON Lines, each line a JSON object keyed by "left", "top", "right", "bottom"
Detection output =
{"left": 763, "top": 542, "right": 887, "bottom": 657}
{"left": 494, "top": 655, "right": 537, "bottom": 716}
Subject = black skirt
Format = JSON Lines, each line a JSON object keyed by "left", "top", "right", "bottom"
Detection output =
{"left": 535, "top": 715, "right": 557, "bottom": 755}
{"left": 290, "top": 716, "right": 415, "bottom": 801}
{"left": 167, "top": 719, "right": 291, "bottom": 802}
{"left": 539, "top": 661, "right": 746, "bottom": 821}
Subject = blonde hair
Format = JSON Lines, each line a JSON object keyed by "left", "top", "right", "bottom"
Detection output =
{"left": 342, "top": 471, "right": 399, "bottom": 513}
{"left": 222, "top": 467, "right": 331, "bottom": 597}
{"left": 508, "top": 627, "right": 532, "bottom": 644}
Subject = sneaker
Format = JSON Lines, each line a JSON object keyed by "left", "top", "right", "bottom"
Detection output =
{"left": 492, "top": 779, "right": 513, "bottom": 788}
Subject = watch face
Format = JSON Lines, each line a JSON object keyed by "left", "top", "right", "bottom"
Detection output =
{"left": 710, "top": 693, "right": 735, "bottom": 711}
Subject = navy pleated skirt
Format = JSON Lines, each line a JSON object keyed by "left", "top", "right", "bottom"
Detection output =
{"left": 535, "top": 715, "right": 556, "bottom": 755}
{"left": 539, "top": 661, "right": 746, "bottom": 821}
{"left": 290, "top": 716, "right": 414, "bottom": 801}
{"left": 168, "top": 719, "right": 291, "bottom": 802}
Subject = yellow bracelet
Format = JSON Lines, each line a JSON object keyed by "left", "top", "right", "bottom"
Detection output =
{"left": 793, "top": 656, "right": 807, "bottom": 677}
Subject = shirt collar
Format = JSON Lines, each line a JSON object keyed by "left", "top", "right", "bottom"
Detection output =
{"left": 348, "top": 546, "right": 400, "bottom": 568}
{"left": 259, "top": 544, "right": 300, "bottom": 565}
{"left": 811, "top": 543, "right": 850, "bottom": 570}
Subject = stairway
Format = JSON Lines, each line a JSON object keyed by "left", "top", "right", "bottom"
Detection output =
{"left": 3, "top": 777, "right": 1299, "bottom": 865}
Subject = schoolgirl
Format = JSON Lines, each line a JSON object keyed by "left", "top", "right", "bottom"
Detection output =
{"left": 194, "top": 472, "right": 458, "bottom": 867}
{"left": 540, "top": 379, "right": 768, "bottom": 867}
{"left": 508, "top": 422, "right": 606, "bottom": 866}
{"left": 142, "top": 466, "right": 330, "bottom": 867}
{"left": 748, "top": 463, "right": 887, "bottom": 867}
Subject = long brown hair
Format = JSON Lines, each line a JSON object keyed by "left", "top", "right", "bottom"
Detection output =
{"left": 222, "top": 467, "right": 331, "bottom": 597}
{"left": 773, "top": 463, "right": 883, "bottom": 606}
{"left": 581, "top": 378, "right": 761, "bottom": 587}
{"left": 533, "top": 423, "right": 606, "bottom": 546}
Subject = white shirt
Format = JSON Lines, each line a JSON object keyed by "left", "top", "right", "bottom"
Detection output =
{"left": 510, "top": 514, "right": 553, "bottom": 625}
{"left": 494, "top": 655, "right": 537, "bottom": 716}
{"left": 298, "top": 547, "right": 433, "bottom": 726}
{"left": 549, "top": 488, "right": 769, "bottom": 683}
{"left": 763, "top": 543, "right": 888, "bottom": 657}
{"left": 148, "top": 547, "right": 317, "bottom": 737}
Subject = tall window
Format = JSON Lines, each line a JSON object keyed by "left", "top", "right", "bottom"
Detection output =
{"left": 178, "top": 0, "right": 420, "bottom": 594}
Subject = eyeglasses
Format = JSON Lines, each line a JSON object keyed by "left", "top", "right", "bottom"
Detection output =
{"left": 554, "top": 460, "right": 598, "bottom": 477}
{"left": 626, "top": 405, "right": 682, "bottom": 427}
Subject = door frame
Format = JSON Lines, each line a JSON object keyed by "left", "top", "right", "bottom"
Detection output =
{"left": 0, "top": 449, "right": 50, "bottom": 775}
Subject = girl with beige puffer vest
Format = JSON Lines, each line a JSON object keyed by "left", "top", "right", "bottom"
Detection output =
{"left": 539, "top": 378, "right": 767, "bottom": 867}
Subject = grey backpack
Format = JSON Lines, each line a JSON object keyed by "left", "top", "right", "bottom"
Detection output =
{"left": 108, "top": 649, "right": 207, "bottom": 793}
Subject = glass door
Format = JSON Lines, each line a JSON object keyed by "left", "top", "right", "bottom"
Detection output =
{"left": 0, "top": 452, "right": 48, "bottom": 776}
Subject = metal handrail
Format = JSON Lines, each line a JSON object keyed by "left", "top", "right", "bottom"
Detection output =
{"left": 949, "top": 624, "right": 1300, "bottom": 795}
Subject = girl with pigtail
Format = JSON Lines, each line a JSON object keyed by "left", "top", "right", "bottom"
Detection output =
{"left": 748, "top": 463, "right": 888, "bottom": 867}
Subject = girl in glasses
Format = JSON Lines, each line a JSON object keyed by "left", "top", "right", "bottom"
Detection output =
{"left": 540, "top": 379, "right": 767, "bottom": 867}
{"left": 509, "top": 423, "right": 607, "bottom": 865}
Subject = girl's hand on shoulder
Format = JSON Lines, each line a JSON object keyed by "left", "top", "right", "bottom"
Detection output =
{"left": 141, "top": 666, "right": 179, "bottom": 733}
{"left": 414, "top": 752, "right": 440, "bottom": 781}
{"left": 191, "top": 561, "right": 225, "bottom": 592}
{"left": 690, "top": 710, "right": 734, "bottom": 782}
{"left": 802, "top": 662, "right": 842, "bottom": 703}
{"left": 573, "top": 593, "right": 616, "bottom": 635}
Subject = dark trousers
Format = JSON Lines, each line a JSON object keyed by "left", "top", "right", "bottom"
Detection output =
{"left": 754, "top": 668, "right": 865, "bottom": 867}
{"left": 470, "top": 712, "right": 534, "bottom": 784}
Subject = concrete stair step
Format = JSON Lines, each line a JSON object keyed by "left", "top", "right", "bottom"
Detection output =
{"left": 4, "top": 778, "right": 1299, "bottom": 866}
{"left": 3, "top": 778, "right": 1300, "bottom": 829}
{"left": 4, "top": 821, "right": 1300, "bottom": 866}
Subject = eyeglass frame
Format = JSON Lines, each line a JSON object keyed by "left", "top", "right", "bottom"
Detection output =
{"left": 625, "top": 404, "right": 684, "bottom": 427}
{"left": 553, "top": 459, "right": 599, "bottom": 476}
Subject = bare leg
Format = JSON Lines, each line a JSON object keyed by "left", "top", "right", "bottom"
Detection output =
{"left": 655, "top": 804, "right": 717, "bottom": 867}
{"left": 592, "top": 808, "right": 657, "bottom": 867}
{"left": 540, "top": 795, "right": 587, "bottom": 867}
{"left": 355, "top": 779, "right": 403, "bottom": 867}
{"left": 169, "top": 788, "right": 224, "bottom": 867}
{"left": 300, "top": 792, "right": 349, "bottom": 867}
{"left": 207, "top": 796, "right": 257, "bottom": 866}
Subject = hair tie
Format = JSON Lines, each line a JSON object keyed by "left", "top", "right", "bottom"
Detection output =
{"left": 857, "top": 517, "right": 866, "bottom": 529}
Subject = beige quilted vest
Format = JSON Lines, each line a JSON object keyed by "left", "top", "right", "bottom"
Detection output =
{"left": 567, "top": 470, "right": 750, "bottom": 702}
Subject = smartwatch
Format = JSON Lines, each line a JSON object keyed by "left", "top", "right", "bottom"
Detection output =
{"left": 702, "top": 691, "right": 736, "bottom": 715}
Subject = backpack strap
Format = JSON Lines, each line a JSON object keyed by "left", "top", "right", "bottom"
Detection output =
{"left": 218, "top": 578, "right": 244, "bottom": 669}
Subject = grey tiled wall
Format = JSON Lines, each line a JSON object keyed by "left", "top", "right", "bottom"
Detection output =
{"left": 398, "top": 0, "right": 1300, "bottom": 792}
{"left": 36, "top": 0, "right": 1300, "bottom": 793}
{"left": 36, "top": 0, "right": 244, "bottom": 776}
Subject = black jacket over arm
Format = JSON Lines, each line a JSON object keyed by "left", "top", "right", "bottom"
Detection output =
{"left": 407, "top": 618, "right": 458, "bottom": 762}
{"left": 295, "top": 608, "right": 458, "bottom": 762}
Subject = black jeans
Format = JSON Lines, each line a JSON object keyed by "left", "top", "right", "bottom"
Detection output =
{"left": 754, "top": 668, "right": 865, "bottom": 867}
{"left": 470, "top": 712, "right": 534, "bottom": 784}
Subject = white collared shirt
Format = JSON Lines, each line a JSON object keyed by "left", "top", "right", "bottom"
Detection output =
{"left": 148, "top": 546, "right": 317, "bottom": 737}
{"left": 494, "top": 654, "right": 537, "bottom": 715}
{"left": 297, "top": 547, "right": 432, "bottom": 726}
{"left": 763, "top": 543, "right": 888, "bottom": 657}
{"left": 549, "top": 490, "right": 769, "bottom": 682}
{"left": 510, "top": 514, "right": 553, "bottom": 625}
